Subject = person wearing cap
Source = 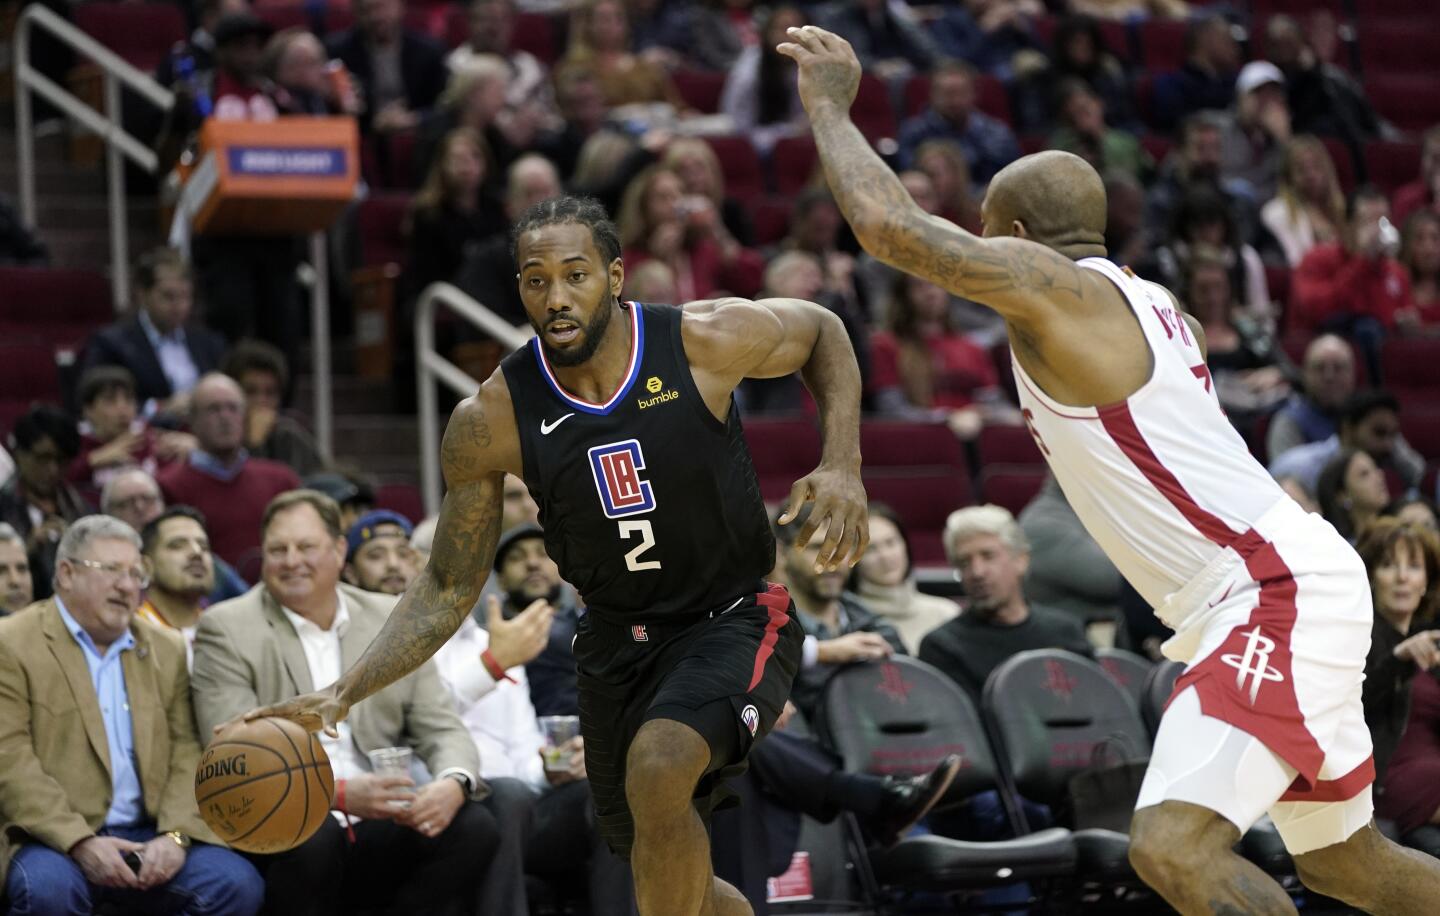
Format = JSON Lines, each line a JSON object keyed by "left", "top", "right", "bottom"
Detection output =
{"left": 344, "top": 510, "right": 420, "bottom": 597}
{"left": 303, "top": 471, "right": 376, "bottom": 533}
{"left": 432, "top": 525, "right": 634, "bottom": 916}
{"left": 1219, "top": 60, "right": 1291, "bottom": 206}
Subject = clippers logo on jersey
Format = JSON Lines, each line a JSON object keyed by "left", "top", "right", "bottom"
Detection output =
{"left": 631, "top": 624, "right": 649, "bottom": 642}
{"left": 1221, "top": 625, "right": 1284, "bottom": 703}
{"left": 588, "top": 439, "right": 656, "bottom": 518}
{"left": 740, "top": 704, "right": 760, "bottom": 737}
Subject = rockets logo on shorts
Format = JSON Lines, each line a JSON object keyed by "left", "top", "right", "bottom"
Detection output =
{"left": 1221, "top": 625, "right": 1285, "bottom": 703}
{"left": 588, "top": 439, "right": 656, "bottom": 518}
{"left": 740, "top": 704, "right": 760, "bottom": 737}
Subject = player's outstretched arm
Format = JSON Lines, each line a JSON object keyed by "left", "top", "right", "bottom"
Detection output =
{"left": 684, "top": 296, "right": 867, "bottom": 571}
{"left": 777, "top": 26, "right": 1090, "bottom": 328}
{"left": 229, "top": 379, "right": 516, "bottom": 736}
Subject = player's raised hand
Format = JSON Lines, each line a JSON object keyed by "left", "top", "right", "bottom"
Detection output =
{"left": 776, "top": 25, "right": 861, "bottom": 117}
{"left": 216, "top": 687, "right": 351, "bottom": 739}
{"left": 779, "top": 465, "right": 869, "bottom": 572}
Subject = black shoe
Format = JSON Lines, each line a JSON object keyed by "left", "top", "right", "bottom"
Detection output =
{"left": 870, "top": 754, "right": 963, "bottom": 848}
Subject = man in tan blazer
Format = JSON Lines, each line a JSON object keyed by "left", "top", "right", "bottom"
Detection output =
{"left": 0, "top": 515, "right": 263, "bottom": 916}
{"left": 191, "top": 490, "right": 501, "bottom": 916}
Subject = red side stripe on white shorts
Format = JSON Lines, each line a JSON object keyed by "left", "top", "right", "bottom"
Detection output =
{"left": 748, "top": 583, "right": 791, "bottom": 692}
{"left": 1279, "top": 755, "right": 1375, "bottom": 804}
{"left": 1099, "top": 402, "right": 1327, "bottom": 787}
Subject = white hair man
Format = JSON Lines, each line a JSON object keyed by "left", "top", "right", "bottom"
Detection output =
{"left": 918, "top": 504, "right": 1093, "bottom": 698}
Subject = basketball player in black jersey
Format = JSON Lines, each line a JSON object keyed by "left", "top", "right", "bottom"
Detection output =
{"left": 239, "top": 197, "right": 869, "bottom": 915}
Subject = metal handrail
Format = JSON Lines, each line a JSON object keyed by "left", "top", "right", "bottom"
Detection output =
{"left": 13, "top": 3, "right": 175, "bottom": 306}
{"left": 414, "top": 282, "right": 532, "bottom": 515}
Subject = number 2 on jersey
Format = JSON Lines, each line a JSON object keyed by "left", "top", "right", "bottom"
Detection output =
{"left": 619, "top": 520, "right": 662, "bottom": 571}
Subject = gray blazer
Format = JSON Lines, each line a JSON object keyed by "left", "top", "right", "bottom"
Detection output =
{"left": 190, "top": 582, "right": 483, "bottom": 795}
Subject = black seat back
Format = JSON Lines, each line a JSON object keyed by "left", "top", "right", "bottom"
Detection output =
{"left": 982, "top": 649, "right": 1151, "bottom": 810}
{"left": 1141, "top": 660, "right": 1185, "bottom": 738}
{"left": 817, "top": 656, "right": 1003, "bottom": 800}
{"left": 1096, "top": 648, "right": 1155, "bottom": 717}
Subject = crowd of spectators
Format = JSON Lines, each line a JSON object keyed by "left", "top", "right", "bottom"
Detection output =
{"left": 6, "top": 0, "right": 1440, "bottom": 911}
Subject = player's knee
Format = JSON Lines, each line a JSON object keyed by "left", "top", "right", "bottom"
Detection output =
{"left": 1129, "top": 803, "right": 1228, "bottom": 887}
{"left": 625, "top": 720, "right": 710, "bottom": 814}
{"left": 1294, "top": 825, "right": 1385, "bottom": 904}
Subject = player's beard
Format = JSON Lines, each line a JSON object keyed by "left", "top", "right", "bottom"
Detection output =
{"left": 535, "top": 296, "right": 615, "bottom": 367}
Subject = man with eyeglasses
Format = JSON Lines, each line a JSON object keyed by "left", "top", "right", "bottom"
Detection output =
{"left": 102, "top": 468, "right": 248, "bottom": 605}
{"left": 0, "top": 523, "right": 35, "bottom": 615}
{"left": 0, "top": 515, "right": 263, "bottom": 916}
{"left": 138, "top": 507, "right": 218, "bottom": 668}
{"left": 0, "top": 406, "right": 90, "bottom": 602}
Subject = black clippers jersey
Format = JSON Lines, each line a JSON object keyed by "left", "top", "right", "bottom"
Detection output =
{"left": 500, "top": 302, "right": 775, "bottom": 624}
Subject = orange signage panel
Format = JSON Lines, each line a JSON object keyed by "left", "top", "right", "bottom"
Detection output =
{"left": 189, "top": 117, "right": 360, "bottom": 236}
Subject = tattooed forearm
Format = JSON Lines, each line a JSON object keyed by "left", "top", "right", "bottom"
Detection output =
{"left": 807, "top": 109, "right": 1084, "bottom": 316}
{"left": 338, "top": 398, "right": 504, "bottom": 705}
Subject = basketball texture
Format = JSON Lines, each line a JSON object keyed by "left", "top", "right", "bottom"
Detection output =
{"left": 195, "top": 716, "right": 334, "bottom": 854}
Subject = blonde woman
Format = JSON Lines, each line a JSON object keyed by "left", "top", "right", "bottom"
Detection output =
{"left": 662, "top": 138, "right": 753, "bottom": 245}
{"left": 1260, "top": 135, "right": 1345, "bottom": 268}
{"left": 558, "top": 0, "right": 683, "bottom": 108}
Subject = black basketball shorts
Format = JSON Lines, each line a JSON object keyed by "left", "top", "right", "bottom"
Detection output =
{"left": 573, "top": 581, "right": 805, "bottom": 860}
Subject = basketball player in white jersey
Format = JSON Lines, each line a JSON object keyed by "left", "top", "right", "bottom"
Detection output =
{"left": 780, "top": 25, "right": 1440, "bottom": 915}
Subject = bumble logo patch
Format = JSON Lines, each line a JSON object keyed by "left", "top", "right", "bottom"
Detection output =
{"left": 638, "top": 375, "right": 679, "bottom": 409}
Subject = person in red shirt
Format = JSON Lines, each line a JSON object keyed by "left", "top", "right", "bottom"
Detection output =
{"left": 869, "top": 273, "right": 1020, "bottom": 440}
{"left": 156, "top": 374, "right": 299, "bottom": 576}
{"left": 1291, "top": 187, "right": 1412, "bottom": 383}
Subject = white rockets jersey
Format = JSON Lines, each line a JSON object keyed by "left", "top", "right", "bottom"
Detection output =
{"left": 1010, "top": 257, "right": 1288, "bottom": 609}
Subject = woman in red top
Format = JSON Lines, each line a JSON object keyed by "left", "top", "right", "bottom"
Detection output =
{"left": 869, "top": 274, "right": 1020, "bottom": 440}
{"left": 616, "top": 164, "right": 764, "bottom": 300}
{"left": 1400, "top": 210, "right": 1440, "bottom": 336}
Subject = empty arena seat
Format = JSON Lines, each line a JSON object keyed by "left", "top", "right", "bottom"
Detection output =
{"left": 1138, "top": 20, "right": 1188, "bottom": 72}
{"left": 853, "top": 74, "right": 897, "bottom": 143}
{"left": 673, "top": 69, "right": 727, "bottom": 115}
{"left": 863, "top": 468, "right": 973, "bottom": 565}
{"left": 742, "top": 416, "right": 824, "bottom": 477}
{"left": 978, "top": 424, "right": 1044, "bottom": 466}
{"left": 512, "top": 12, "right": 560, "bottom": 64}
{"left": 746, "top": 196, "right": 792, "bottom": 246}
{"left": 375, "top": 483, "right": 425, "bottom": 524}
{"left": 1369, "top": 76, "right": 1440, "bottom": 133}
{"left": 1365, "top": 140, "right": 1422, "bottom": 197}
{"left": 771, "top": 136, "right": 819, "bottom": 196}
{"left": 860, "top": 421, "right": 968, "bottom": 472}
{"left": 1096, "top": 648, "right": 1155, "bottom": 716}
{"left": 1359, "top": 23, "right": 1433, "bottom": 78}
{"left": 702, "top": 136, "right": 764, "bottom": 201}
{"left": 1401, "top": 410, "right": 1440, "bottom": 463}
{"left": 0, "top": 267, "right": 112, "bottom": 326}
{"left": 74, "top": 1, "right": 186, "bottom": 72}
{"left": 978, "top": 466, "right": 1045, "bottom": 515}
{"left": 0, "top": 345, "right": 65, "bottom": 424}
{"left": 1382, "top": 338, "right": 1440, "bottom": 395}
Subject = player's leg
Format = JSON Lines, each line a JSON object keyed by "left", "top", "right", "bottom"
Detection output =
{"left": 625, "top": 717, "right": 745, "bottom": 916}
{"left": 1289, "top": 819, "right": 1440, "bottom": 914}
{"left": 1129, "top": 687, "right": 1299, "bottom": 914}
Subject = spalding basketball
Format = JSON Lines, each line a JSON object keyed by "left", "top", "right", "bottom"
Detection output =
{"left": 196, "top": 716, "right": 334, "bottom": 854}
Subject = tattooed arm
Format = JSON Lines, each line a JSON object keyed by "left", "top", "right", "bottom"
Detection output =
{"left": 777, "top": 26, "right": 1098, "bottom": 328}
{"left": 229, "top": 375, "right": 520, "bottom": 736}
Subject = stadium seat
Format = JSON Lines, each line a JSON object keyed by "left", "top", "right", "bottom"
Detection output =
{"left": 512, "top": 12, "right": 560, "bottom": 64}
{"left": 702, "top": 136, "right": 765, "bottom": 201}
{"left": 1139, "top": 133, "right": 1173, "bottom": 166}
{"left": 374, "top": 483, "right": 426, "bottom": 524}
{"left": 356, "top": 193, "right": 412, "bottom": 268}
{"left": 860, "top": 421, "right": 968, "bottom": 472}
{"left": 1369, "top": 76, "right": 1440, "bottom": 132}
{"left": 1140, "top": 659, "right": 1183, "bottom": 738}
{"left": 74, "top": 1, "right": 187, "bottom": 72}
{"left": 742, "top": 416, "right": 824, "bottom": 484}
{"left": 1359, "top": 23, "right": 1433, "bottom": 78}
{"left": 673, "top": 68, "right": 727, "bottom": 115}
{"left": 0, "top": 344, "right": 65, "bottom": 429}
{"left": 1382, "top": 338, "right": 1440, "bottom": 395}
{"left": 1401, "top": 410, "right": 1440, "bottom": 464}
{"left": 863, "top": 469, "right": 973, "bottom": 566}
{"left": 770, "top": 136, "right": 818, "bottom": 196}
{"left": 1365, "top": 140, "right": 1422, "bottom": 197}
{"left": 978, "top": 466, "right": 1046, "bottom": 515}
{"left": 817, "top": 657, "right": 1078, "bottom": 899}
{"left": 853, "top": 74, "right": 897, "bottom": 143}
{"left": 747, "top": 195, "right": 793, "bottom": 246}
{"left": 0, "top": 267, "right": 112, "bottom": 326}
{"left": 977, "top": 425, "right": 1044, "bottom": 466}
{"left": 1139, "top": 20, "right": 1188, "bottom": 72}
{"left": 1096, "top": 648, "right": 1155, "bottom": 717}
{"left": 982, "top": 650, "right": 1146, "bottom": 882}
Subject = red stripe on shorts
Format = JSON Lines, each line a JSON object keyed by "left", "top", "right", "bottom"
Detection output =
{"left": 1100, "top": 402, "right": 1325, "bottom": 787}
{"left": 1279, "top": 755, "right": 1375, "bottom": 804}
{"left": 747, "top": 583, "right": 791, "bottom": 692}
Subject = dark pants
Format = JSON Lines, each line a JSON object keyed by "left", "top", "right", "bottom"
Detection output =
{"left": 4, "top": 825, "right": 263, "bottom": 916}
{"left": 255, "top": 801, "right": 499, "bottom": 916}
{"left": 526, "top": 780, "right": 636, "bottom": 916}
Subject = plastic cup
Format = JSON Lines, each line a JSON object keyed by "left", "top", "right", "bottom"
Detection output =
{"left": 367, "top": 746, "right": 415, "bottom": 808}
{"left": 539, "top": 716, "right": 580, "bottom": 772}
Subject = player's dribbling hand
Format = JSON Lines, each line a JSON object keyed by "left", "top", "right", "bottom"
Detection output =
{"left": 222, "top": 686, "right": 351, "bottom": 739}
{"left": 779, "top": 466, "right": 870, "bottom": 572}
{"left": 776, "top": 25, "right": 861, "bottom": 117}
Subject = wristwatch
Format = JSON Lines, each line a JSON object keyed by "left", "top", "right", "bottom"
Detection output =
{"left": 442, "top": 772, "right": 474, "bottom": 794}
{"left": 163, "top": 831, "right": 191, "bottom": 849}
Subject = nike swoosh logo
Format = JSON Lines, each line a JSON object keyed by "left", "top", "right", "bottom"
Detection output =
{"left": 540, "top": 413, "right": 575, "bottom": 435}
{"left": 1207, "top": 584, "right": 1234, "bottom": 610}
